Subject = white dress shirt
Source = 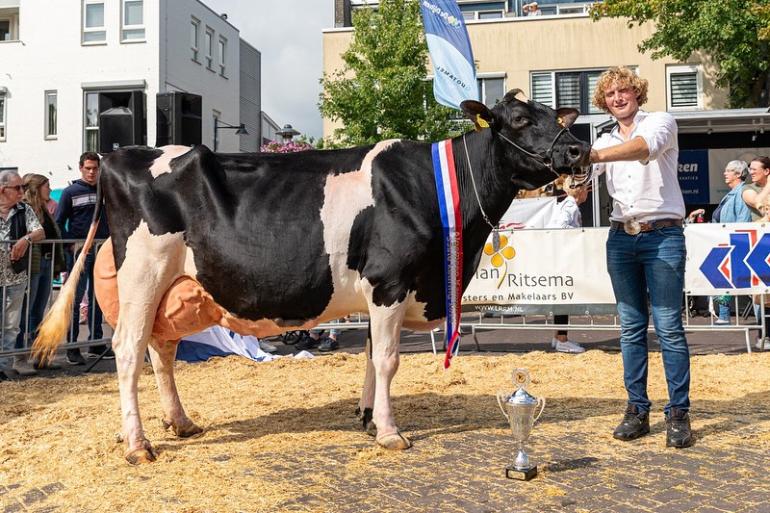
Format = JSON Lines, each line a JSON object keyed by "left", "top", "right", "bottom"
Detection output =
{"left": 592, "top": 111, "right": 685, "bottom": 223}
{"left": 547, "top": 196, "right": 582, "bottom": 229}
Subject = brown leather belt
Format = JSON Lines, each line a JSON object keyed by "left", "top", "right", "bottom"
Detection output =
{"left": 610, "top": 218, "right": 683, "bottom": 236}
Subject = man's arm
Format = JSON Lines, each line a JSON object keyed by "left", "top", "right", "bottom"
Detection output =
{"left": 54, "top": 188, "right": 71, "bottom": 237}
{"left": 743, "top": 181, "right": 770, "bottom": 210}
{"left": 590, "top": 136, "right": 649, "bottom": 164}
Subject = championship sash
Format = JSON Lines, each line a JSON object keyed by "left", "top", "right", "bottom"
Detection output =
{"left": 431, "top": 139, "right": 463, "bottom": 368}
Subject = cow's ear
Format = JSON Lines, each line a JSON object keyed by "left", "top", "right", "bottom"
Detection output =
{"left": 461, "top": 100, "right": 494, "bottom": 131}
{"left": 556, "top": 108, "right": 580, "bottom": 128}
{"left": 502, "top": 89, "right": 527, "bottom": 103}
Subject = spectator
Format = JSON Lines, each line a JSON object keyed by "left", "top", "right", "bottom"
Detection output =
{"left": 297, "top": 328, "right": 340, "bottom": 352}
{"left": 524, "top": 2, "right": 542, "bottom": 16}
{"left": 546, "top": 176, "right": 588, "bottom": 353}
{"left": 590, "top": 66, "right": 693, "bottom": 448}
{"left": 15, "top": 174, "right": 66, "bottom": 370}
{"left": 740, "top": 156, "right": 770, "bottom": 347}
{"left": 56, "top": 152, "right": 111, "bottom": 365}
{"left": 0, "top": 171, "right": 45, "bottom": 378}
{"left": 740, "top": 156, "right": 770, "bottom": 221}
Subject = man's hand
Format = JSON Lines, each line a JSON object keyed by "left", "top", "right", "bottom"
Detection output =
{"left": 589, "top": 148, "right": 601, "bottom": 164}
{"left": 10, "top": 238, "right": 29, "bottom": 262}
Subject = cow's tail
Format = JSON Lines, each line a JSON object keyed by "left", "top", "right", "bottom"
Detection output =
{"left": 32, "top": 175, "right": 104, "bottom": 364}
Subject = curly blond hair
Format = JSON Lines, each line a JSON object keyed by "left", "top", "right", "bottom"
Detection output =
{"left": 592, "top": 66, "right": 649, "bottom": 113}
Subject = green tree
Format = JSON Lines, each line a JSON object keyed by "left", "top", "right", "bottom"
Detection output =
{"left": 319, "top": 0, "right": 460, "bottom": 147}
{"left": 591, "top": 0, "right": 770, "bottom": 108}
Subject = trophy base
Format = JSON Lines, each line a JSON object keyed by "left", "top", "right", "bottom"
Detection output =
{"left": 505, "top": 465, "right": 537, "bottom": 481}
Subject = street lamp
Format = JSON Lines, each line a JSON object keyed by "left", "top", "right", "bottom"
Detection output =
{"left": 214, "top": 118, "right": 248, "bottom": 151}
{"left": 276, "top": 123, "right": 300, "bottom": 144}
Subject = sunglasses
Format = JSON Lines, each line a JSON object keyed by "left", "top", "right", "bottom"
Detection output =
{"left": 2, "top": 185, "right": 22, "bottom": 192}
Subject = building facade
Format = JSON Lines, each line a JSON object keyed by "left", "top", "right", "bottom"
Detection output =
{"left": 324, "top": 0, "right": 729, "bottom": 138}
{"left": 0, "top": 0, "right": 261, "bottom": 188}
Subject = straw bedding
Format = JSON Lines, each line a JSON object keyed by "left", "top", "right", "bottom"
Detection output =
{"left": 1, "top": 350, "right": 769, "bottom": 512}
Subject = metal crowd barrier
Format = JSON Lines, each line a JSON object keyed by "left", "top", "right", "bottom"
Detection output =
{"left": 460, "top": 291, "right": 765, "bottom": 354}
{"left": 0, "top": 238, "right": 110, "bottom": 362}
{"left": 0, "top": 238, "right": 765, "bottom": 364}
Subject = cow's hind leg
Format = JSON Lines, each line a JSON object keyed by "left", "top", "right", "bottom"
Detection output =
{"left": 147, "top": 337, "right": 203, "bottom": 438}
{"left": 367, "top": 299, "right": 411, "bottom": 450}
{"left": 357, "top": 325, "right": 376, "bottom": 436}
{"left": 114, "top": 223, "right": 186, "bottom": 464}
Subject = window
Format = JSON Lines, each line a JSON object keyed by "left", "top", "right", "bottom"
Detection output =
{"left": 205, "top": 27, "right": 214, "bottom": 70}
{"left": 84, "top": 92, "right": 99, "bottom": 151}
{"left": 121, "top": 0, "right": 145, "bottom": 41}
{"left": 531, "top": 72, "right": 554, "bottom": 107}
{"left": 459, "top": 2, "right": 506, "bottom": 20}
{"left": 478, "top": 10, "right": 504, "bottom": 19}
{"left": 45, "top": 91, "right": 57, "bottom": 139}
{"left": 530, "top": 69, "right": 604, "bottom": 114}
{"left": 667, "top": 65, "right": 701, "bottom": 109}
{"left": 0, "top": 95, "right": 6, "bottom": 141}
{"left": 190, "top": 17, "right": 200, "bottom": 62}
{"left": 478, "top": 76, "right": 505, "bottom": 108}
{"left": 82, "top": 0, "right": 106, "bottom": 44}
{"left": 218, "top": 36, "right": 227, "bottom": 76}
{"left": 1, "top": 8, "right": 20, "bottom": 41}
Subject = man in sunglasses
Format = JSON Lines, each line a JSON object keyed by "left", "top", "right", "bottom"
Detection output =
{"left": 0, "top": 171, "right": 44, "bottom": 379}
{"left": 56, "top": 152, "right": 111, "bottom": 365}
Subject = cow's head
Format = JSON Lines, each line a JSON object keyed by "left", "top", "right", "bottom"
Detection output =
{"left": 461, "top": 89, "right": 590, "bottom": 190}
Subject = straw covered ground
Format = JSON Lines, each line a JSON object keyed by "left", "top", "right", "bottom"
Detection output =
{"left": 2, "top": 350, "right": 770, "bottom": 512}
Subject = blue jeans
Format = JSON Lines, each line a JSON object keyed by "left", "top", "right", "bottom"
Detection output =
{"left": 16, "top": 257, "right": 53, "bottom": 349}
{"left": 0, "top": 282, "right": 26, "bottom": 368}
{"left": 606, "top": 226, "right": 690, "bottom": 414}
{"left": 67, "top": 248, "right": 103, "bottom": 344}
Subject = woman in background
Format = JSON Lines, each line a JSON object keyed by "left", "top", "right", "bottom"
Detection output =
{"left": 16, "top": 174, "right": 64, "bottom": 369}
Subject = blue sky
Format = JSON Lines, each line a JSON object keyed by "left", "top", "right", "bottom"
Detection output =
{"left": 204, "top": 1, "right": 334, "bottom": 139}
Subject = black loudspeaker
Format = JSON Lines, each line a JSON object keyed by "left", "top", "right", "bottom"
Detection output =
{"left": 98, "top": 90, "right": 146, "bottom": 153}
{"left": 156, "top": 92, "right": 202, "bottom": 147}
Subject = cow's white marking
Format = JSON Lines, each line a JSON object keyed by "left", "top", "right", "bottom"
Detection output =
{"left": 149, "top": 145, "right": 193, "bottom": 178}
{"left": 318, "top": 139, "right": 399, "bottom": 317}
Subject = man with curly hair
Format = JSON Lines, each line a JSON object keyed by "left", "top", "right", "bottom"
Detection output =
{"left": 590, "top": 66, "right": 692, "bottom": 449}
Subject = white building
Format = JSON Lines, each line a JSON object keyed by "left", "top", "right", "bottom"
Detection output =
{"left": 0, "top": 0, "right": 262, "bottom": 188}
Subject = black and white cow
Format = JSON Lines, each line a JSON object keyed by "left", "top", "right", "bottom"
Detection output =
{"left": 34, "top": 90, "right": 589, "bottom": 464}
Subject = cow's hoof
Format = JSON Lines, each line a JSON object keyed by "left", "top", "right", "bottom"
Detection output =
{"left": 376, "top": 431, "right": 412, "bottom": 450}
{"left": 162, "top": 418, "right": 204, "bottom": 438}
{"left": 355, "top": 407, "right": 377, "bottom": 437}
{"left": 125, "top": 440, "right": 158, "bottom": 465}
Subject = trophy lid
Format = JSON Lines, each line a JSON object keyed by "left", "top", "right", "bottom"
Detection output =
{"left": 507, "top": 369, "right": 538, "bottom": 405}
{"left": 508, "top": 386, "right": 538, "bottom": 405}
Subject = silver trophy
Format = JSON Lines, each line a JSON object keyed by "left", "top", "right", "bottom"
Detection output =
{"left": 496, "top": 368, "right": 545, "bottom": 480}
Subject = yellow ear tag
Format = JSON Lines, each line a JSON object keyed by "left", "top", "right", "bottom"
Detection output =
{"left": 476, "top": 114, "right": 490, "bottom": 129}
{"left": 557, "top": 116, "right": 565, "bottom": 128}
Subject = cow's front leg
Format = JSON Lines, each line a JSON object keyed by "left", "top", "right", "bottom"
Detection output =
{"left": 148, "top": 337, "right": 203, "bottom": 438}
{"left": 357, "top": 327, "right": 376, "bottom": 436}
{"left": 368, "top": 301, "right": 411, "bottom": 450}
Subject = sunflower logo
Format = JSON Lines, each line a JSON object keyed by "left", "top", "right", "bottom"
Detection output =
{"left": 483, "top": 234, "right": 516, "bottom": 288}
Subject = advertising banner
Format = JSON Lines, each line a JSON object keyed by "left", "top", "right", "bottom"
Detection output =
{"left": 685, "top": 223, "right": 770, "bottom": 295}
{"left": 462, "top": 228, "right": 617, "bottom": 314}
{"left": 678, "top": 149, "right": 710, "bottom": 204}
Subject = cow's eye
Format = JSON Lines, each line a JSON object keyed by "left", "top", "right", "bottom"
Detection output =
{"left": 514, "top": 116, "right": 530, "bottom": 126}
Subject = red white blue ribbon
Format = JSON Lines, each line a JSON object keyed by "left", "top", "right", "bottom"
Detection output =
{"left": 431, "top": 139, "right": 463, "bottom": 368}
